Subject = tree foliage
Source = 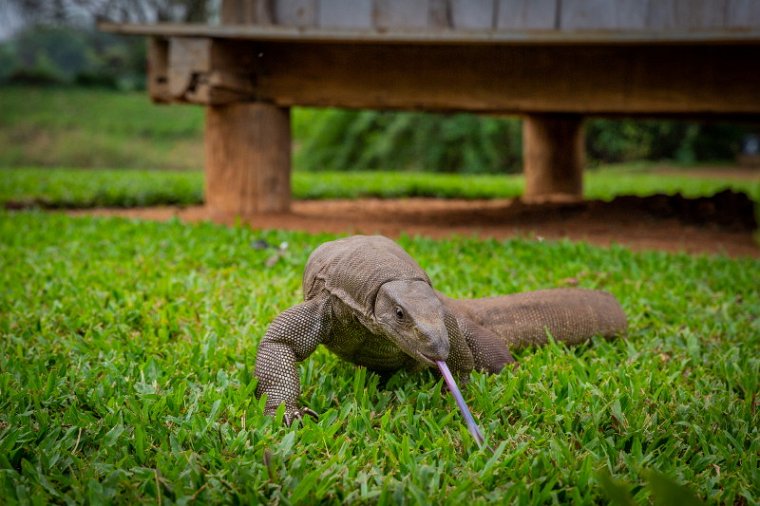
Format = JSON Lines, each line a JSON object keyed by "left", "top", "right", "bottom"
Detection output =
{"left": 1, "top": 25, "right": 146, "bottom": 89}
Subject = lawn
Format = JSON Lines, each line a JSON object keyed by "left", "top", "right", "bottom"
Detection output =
{"left": 1, "top": 211, "right": 757, "bottom": 503}
{"left": 2, "top": 167, "right": 758, "bottom": 209}
{"left": 2, "top": 85, "right": 757, "bottom": 504}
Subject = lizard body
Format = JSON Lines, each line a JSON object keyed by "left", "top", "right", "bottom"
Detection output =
{"left": 254, "top": 235, "right": 627, "bottom": 422}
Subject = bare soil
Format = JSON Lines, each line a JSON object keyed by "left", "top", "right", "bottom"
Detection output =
{"left": 67, "top": 188, "right": 759, "bottom": 258}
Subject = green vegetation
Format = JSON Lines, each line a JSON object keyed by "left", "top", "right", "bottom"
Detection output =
{"left": 2, "top": 166, "right": 758, "bottom": 209}
{"left": 1, "top": 211, "right": 757, "bottom": 503}
{"left": 293, "top": 108, "right": 523, "bottom": 173}
{"left": 0, "top": 86, "right": 750, "bottom": 173}
{"left": 295, "top": 110, "right": 748, "bottom": 173}
{"left": 0, "top": 26, "right": 146, "bottom": 89}
{"left": 0, "top": 168, "right": 203, "bottom": 208}
{"left": 0, "top": 87, "right": 203, "bottom": 170}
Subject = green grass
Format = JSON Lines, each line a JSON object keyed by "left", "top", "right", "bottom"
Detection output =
{"left": 2, "top": 167, "right": 758, "bottom": 208}
{"left": 0, "top": 168, "right": 204, "bottom": 208}
{"left": 1, "top": 211, "right": 758, "bottom": 503}
{"left": 0, "top": 87, "right": 204, "bottom": 170}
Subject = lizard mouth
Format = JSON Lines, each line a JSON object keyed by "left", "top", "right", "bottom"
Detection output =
{"left": 416, "top": 352, "right": 439, "bottom": 367}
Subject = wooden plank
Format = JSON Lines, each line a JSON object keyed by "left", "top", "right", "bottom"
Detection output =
{"left": 100, "top": 21, "right": 760, "bottom": 44}
{"left": 560, "top": 0, "right": 648, "bottom": 30}
{"left": 523, "top": 114, "right": 584, "bottom": 201}
{"left": 274, "top": 0, "right": 317, "bottom": 28}
{"left": 319, "top": 0, "right": 373, "bottom": 29}
{"left": 428, "top": 0, "right": 451, "bottom": 29}
{"left": 614, "top": 0, "right": 649, "bottom": 30}
{"left": 646, "top": 0, "right": 728, "bottom": 30}
{"left": 450, "top": 0, "right": 495, "bottom": 30}
{"left": 374, "top": 0, "right": 429, "bottom": 30}
{"left": 147, "top": 37, "right": 170, "bottom": 102}
{"left": 727, "top": 0, "right": 760, "bottom": 28}
{"left": 645, "top": 0, "right": 675, "bottom": 30}
{"left": 168, "top": 38, "right": 209, "bottom": 98}
{"left": 559, "top": 0, "right": 730, "bottom": 31}
{"left": 221, "top": 0, "right": 273, "bottom": 24}
{"left": 249, "top": 42, "right": 760, "bottom": 115}
{"left": 205, "top": 103, "right": 291, "bottom": 214}
{"left": 559, "top": 0, "right": 614, "bottom": 30}
{"left": 684, "top": 0, "right": 726, "bottom": 29}
{"left": 497, "top": 0, "right": 557, "bottom": 30}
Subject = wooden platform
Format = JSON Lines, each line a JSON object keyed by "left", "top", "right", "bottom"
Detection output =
{"left": 101, "top": 0, "right": 760, "bottom": 214}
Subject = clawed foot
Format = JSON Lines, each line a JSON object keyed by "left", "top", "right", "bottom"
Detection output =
{"left": 284, "top": 407, "right": 319, "bottom": 426}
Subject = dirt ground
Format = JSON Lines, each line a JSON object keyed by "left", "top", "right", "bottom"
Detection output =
{"left": 68, "top": 183, "right": 759, "bottom": 258}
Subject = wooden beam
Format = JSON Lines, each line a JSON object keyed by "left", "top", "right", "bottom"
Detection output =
{"left": 221, "top": 0, "right": 273, "bottom": 25}
{"left": 99, "top": 22, "right": 760, "bottom": 45}
{"left": 164, "top": 38, "right": 256, "bottom": 105}
{"left": 147, "top": 37, "right": 170, "bottom": 103}
{"left": 251, "top": 43, "right": 760, "bottom": 115}
{"left": 205, "top": 103, "right": 291, "bottom": 215}
{"left": 141, "top": 34, "right": 760, "bottom": 115}
{"left": 522, "top": 114, "right": 585, "bottom": 202}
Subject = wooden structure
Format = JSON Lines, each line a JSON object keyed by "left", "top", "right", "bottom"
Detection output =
{"left": 103, "top": 0, "right": 760, "bottom": 213}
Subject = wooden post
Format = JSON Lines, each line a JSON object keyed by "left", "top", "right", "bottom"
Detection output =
{"left": 205, "top": 103, "right": 291, "bottom": 215}
{"left": 522, "top": 114, "right": 585, "bottom": 202}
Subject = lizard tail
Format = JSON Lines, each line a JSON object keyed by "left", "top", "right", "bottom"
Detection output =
{"left": 440, "top": 288, "right": 627, "bottom": 350}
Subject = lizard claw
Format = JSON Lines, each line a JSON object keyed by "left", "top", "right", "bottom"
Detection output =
{"left": 284, "top": 407, "right": 319, "bottom": 426}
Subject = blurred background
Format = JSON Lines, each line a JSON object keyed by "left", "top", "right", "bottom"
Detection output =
{"left": 1, "top": 0, "right": 757, "bottom": 175}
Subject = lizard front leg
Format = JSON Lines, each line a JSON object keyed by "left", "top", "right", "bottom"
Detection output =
{"left": 254, "top": 295, "right": 332, "bottom": 424}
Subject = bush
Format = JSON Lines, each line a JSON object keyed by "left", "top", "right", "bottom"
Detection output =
{"left": 295, "top": 109, "right": 522, "bottom": 173}
{"left": 294, "top": 109, "right": 750, "bottom": 173}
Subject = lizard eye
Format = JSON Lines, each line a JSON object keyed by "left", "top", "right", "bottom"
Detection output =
{"left": 394, "top": 306, "right": 405, "bottom": 321}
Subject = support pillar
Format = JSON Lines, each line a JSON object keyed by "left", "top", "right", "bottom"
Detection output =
{"left": 205, "top": 102, "right": 291, "bottom": 215}
{"left": 522, "top": 114, "right": 585, "bottom": 202}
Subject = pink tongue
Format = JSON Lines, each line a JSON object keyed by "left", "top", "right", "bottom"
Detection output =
{"left": 436, "top": 360, "right": 486, "bottom": 448}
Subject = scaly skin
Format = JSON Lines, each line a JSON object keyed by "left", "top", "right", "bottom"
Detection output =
{"left": 254, "top": 235, "right": 627, "bottom": 422}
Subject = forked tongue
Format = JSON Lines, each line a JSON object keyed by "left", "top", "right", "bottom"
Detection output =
{"left": 436, "top": 360, "right": 485, "bottom": 448}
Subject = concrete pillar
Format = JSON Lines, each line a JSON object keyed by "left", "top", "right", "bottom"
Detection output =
{"left": 205, "top": 102, "right": 291, "bottom": 215}
{"left": 523, "top": 114, "right": 585, "bottom": 202}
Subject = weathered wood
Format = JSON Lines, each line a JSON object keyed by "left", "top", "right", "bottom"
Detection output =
{"left": 450, "top": 0, "right": 494, "bottom": 30}
{"left": 221, "top": 0, "right": 273, "bottom": 24}
{"left": 251, "top": 43, "right": 760, "bottom": 115}
{"left": 726, "top": 0, "right": 760, "bottom": 28}
{"left": 166, "top": 38, "right": 255, "bottom": 104}
{"left": 274, "top": 0, "right": 317, "bottom": 27}
{"left": 645, "top": 0, "right": 728, "bottom": 30}
{"left": 319, "top": 0, "right": 373, "bottom": 29}
{"left": 497, "top": 0, "right": 558, "bottom": 29}
{"left": 168, "top": 38, "right": 207, "bottom": 98}
{"left": 101, "top": 22, "right": 760, "bottom": 44}
{"left": 374, "top": 0, "right": 429, "bottom": 30}
{"left": 523, "top": 114, "right": 585, "bottom": 202}
{"left": 428, "top": 0, "right": 451, "bottom": 29}
{"left": 216, "top": 0, "right": 750, "bottom": 32}
{"left": 205, "top": 103, "right": 291, "bottom": 215}
{"left": 147, "top": 37, "right": 170, "bottom": 102}
{"left": 136, "top": 33, "right": 760, "bottom": 115}
{"left": 561, "top": 0, "right": 647, "bottom": 30}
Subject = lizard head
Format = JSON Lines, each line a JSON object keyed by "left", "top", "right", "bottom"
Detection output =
{"left": 374, "top": 280, "right": 450, "bottom": 365}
